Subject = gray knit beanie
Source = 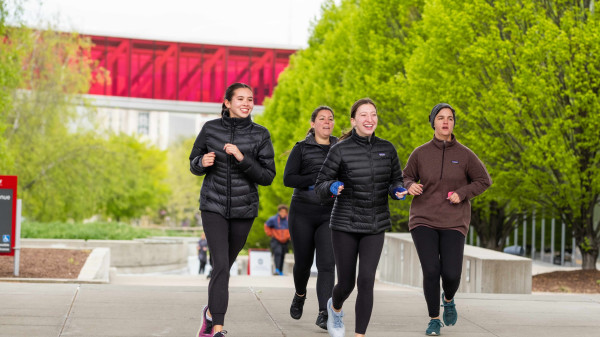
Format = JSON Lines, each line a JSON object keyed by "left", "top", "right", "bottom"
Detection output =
{"left": 429, "top": 103, "right": 456, "bottom": 129}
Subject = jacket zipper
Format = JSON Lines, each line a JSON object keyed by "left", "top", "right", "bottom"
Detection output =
{"left": 227, "top": 120, "right": 235, "bottom": 218}
{"left": 368, "top": 141, "right": 375, "bottom": 229}
{"left": 440, "top": 140, "right": 446, "bottom": 180}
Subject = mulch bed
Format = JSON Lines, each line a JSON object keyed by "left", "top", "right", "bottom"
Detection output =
{"left": 532, "top": 270, "right": 600, "bottom": 293}
{"left": 0, "top": 248, "right": 90, "bottom": 279}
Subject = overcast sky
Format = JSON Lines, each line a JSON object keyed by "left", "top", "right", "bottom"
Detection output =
{"left": 19, "top": 0, "right": 337, "bottom": 49}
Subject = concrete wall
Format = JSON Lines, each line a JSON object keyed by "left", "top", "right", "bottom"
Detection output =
{"left": 77, "top": 247, "right": 111, "bottom": 283}
{"left": 378, "top": 233, "right": 532, "bottom": 294}
{"left": 22, "top": 238, "right": 198, "bottom": 274}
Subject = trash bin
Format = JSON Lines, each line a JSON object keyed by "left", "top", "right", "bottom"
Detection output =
{"left": 503, "top": 245, "right": 524, "bottom": 256}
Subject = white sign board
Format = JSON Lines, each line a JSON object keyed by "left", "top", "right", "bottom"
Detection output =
{"left": 248, "top": 249, "right": 272, "bottom": 276}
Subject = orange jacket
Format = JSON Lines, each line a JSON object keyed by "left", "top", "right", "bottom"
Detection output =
{"left": 264, "top": 215, "right": 290, "bottom": 244}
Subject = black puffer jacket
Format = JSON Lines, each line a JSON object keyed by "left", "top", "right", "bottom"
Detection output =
{"left": 283, "top": 133, "right": 337, "bottom": 206}
{"left": 315, "top": 129, "right": 404, "bottom": 234}
{"left": 189, "top": 112, "right": 275, "bottom": 219}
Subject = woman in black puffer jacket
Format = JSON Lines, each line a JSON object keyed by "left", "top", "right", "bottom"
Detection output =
{"left": 189, "top": 83, "right": 275, "bottom": 337}
{"left": 283, "top": 106, "right": 337, "bottom": 329}
{"left": 315, "top": 98, "right": 406, "bottom": 337}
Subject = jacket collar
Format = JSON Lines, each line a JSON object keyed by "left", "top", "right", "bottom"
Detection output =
{"left": 351, "top": 128, "right": 376, "bottom": 145}
{"left": 431, "top": 133, "right": 457, "bottom": 150}
{"left": 305, "top": 133, "right": 338, "bottom": 147}
{"left": 221, "top": 111, "right": 252, "bottom": 129}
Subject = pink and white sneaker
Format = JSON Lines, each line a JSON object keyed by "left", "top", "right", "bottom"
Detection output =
{"left": 197, "top": 305, "right": 213, "bottom": 337}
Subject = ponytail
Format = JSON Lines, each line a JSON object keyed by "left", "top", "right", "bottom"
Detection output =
{"left": 221, "top": 103, "right": 228, "bottom": 116}
{"left": 339, "top": 128, "right": 353, "bottom": 140}
{"left": 306, "top": 127, "right": 315, "bottom": 136}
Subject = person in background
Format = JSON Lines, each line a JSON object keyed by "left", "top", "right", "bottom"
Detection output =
{"left": 189, "top": 82, "right": 276, "bottom": 337}
{"left": 264, "top": 204, "right": 291, "bottom": 275}
{"left": 403, "top": 103, "right": 491, "bottom": 336}
{"left": 283, "top": 106, "right": 337, "bottom": 330}
{"left": 315, "top": 98, "right": 407, "bottom": 337}
{"left": 198, "top": 233, "right": 209, "bottom": 275}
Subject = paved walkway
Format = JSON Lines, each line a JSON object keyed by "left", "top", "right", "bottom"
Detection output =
{"left": 1, "top": 274, "right": 600, "bottom": 337}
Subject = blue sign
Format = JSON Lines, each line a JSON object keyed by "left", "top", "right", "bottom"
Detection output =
{"left": 2, "top": 235, "right": 9, "bottom": 243}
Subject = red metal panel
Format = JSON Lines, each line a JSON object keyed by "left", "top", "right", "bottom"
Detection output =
{"left": 129, "top": 39, "right": 153, "bottom": 98}
{"left": 88, "top": 35, "right": 295, "bottom": 104}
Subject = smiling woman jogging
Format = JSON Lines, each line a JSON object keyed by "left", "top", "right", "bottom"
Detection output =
{"left": 315, "top": 98, "right": 407, "bottom": 337}
{"left": 403, "top": 103, "right": 491, "bottom": 336}
{"left": 283, "top": 106, "right": 337, "bottom": 330}
{"left": 189, "top": 82, "right": 275, "bottom": 337}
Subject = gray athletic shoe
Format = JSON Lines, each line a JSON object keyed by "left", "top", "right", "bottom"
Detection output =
{"left": 326, "top": 298, "right": 345, "bottom": 337}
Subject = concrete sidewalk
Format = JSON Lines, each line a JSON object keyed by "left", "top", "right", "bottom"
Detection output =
{"left": 1, "top": 274, "right": 600, "bottom": 337}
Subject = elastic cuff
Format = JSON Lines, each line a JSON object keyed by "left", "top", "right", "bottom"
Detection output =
{"left": 212, "top": 313, "right": 225, "bottom": 326}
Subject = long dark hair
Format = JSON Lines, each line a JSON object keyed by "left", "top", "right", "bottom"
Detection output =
{"left": 339, "top": 98, "right": 377, "bottom": 140}
{"left": 221, "top": 82, "right": 253, "bottom": 116}
{"left": 306, "top": 106, "right": 335, "bottom": 136}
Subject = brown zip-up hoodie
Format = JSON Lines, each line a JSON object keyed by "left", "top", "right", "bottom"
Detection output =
{"left": 403, "top": 135, "right": 492, "bottom": 236}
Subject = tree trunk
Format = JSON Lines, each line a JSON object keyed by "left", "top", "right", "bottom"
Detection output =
{"left": 581, "top": 250, "right": 598, "bottom": 270}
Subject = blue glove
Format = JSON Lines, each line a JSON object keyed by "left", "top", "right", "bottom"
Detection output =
{"left": 393, "top": 187, "right": 407, "bottom": 200}
{"left": 330, "top": 181, "right": 344, "bottom": 195}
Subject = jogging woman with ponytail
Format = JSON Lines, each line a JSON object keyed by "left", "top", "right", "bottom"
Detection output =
{"left": 283, "top": 106, "right": 337, "bottom": 330}
{"left": 403, "top": 103, "right": 491, "bottom": 336}
{"left": 315, "top": 98, "right": 407, "bottom": 337}
{"left": 189, "top": 83, "right": 276, "bottom": 337}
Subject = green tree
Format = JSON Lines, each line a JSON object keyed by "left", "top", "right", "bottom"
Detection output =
{"left": 0, "top": 0, "right": 21, "bottom": 171}
{"left": 250, "top": 0, "right": 360, "bottom": 247}
{"left": 0, "top": 23, "right": 105, "bottom": 220}
{"left": 165, "top": 136, "right": 203, "bottom": 226}
{"left": 101, "top": 134, "right": 170, "bottom": 222}
{"left": 1, "top": 8, "right": 170, "bottom": 222}
{"left": 404, "top": 0, "right": 600, "bottom": 268}
{"left": 253, "top": 0, "right": 426, "bottom": 247}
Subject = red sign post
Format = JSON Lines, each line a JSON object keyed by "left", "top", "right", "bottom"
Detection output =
{"left": 0, "top": 175, "right": 17, "bottom": 256}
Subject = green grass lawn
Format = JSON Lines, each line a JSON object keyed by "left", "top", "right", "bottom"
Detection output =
{"left": 22, "top": 221, "right": 201, "bottom": 240}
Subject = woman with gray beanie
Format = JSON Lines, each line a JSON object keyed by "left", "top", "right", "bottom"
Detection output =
{"left": 403, "top": 103, "right": 492, "bottom": 336}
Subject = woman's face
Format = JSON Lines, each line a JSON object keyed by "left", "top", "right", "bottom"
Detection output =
{"left": 311, "top": 109, "right": 334, "bottom": 139}
{"left": 351, "top": 103, "right": 378, "bottom": 137}
{"left": 433, "top": 108, "right": 454, "bottom": 140}
{"left": 224, "top": 88, "right": 254, "bottom": 118}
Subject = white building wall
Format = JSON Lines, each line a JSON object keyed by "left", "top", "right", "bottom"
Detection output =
{"left": 89, "top": 95, "right": 264, "bottom": 150}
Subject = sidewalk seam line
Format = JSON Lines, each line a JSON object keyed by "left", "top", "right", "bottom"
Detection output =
{"left": 249, "top": 286, "right": 286, "bottom": 337}
{"left": 462, "top": 317, "right": 500, "bottom": 337}
{"left": 58, "top": 284, "right": 80, "bottom": 337}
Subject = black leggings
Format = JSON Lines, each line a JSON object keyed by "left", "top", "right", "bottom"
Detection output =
{"left": 288, "top": 200, "right": 335, "bottom": 312}
{"left": 410, "top": 226, "right": 465, "bottom": 318}
{"left": 331, "top": 230, "right": 384, "bottom": 335}
{"left": 201, "top": 211, "right": 254, "bottom": 326}
{"left": 270, "top": 239, "right": 288, "bottom": 272}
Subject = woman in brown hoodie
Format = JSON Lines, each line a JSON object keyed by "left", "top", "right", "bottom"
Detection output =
{"left": 403, "top": 103, "right": 492, "bottom": 336}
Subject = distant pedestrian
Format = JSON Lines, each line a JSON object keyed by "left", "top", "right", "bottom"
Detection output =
{"left": 403, "top": 103, "right": 491, "bottom": 336}
{"left": 189, "top": 82, "right": 276, "bottom": 337}
{"left": 264, "top": 204, "right": 291, "bottom": 275}
{"left": 283, "top": 105, "right": 337, "bottom": 329}
{"left": 198, "top": 233, "right": 209, "bottom": 275}
{"left": 315, "top": 98, "right": 407, "bottom": 337}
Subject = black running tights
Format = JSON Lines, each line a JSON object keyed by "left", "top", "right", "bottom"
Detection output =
{"left": 331, "top": 230, "right": 384, "bottom": 335}
{"left": 201, "top": 211, "right": 254, "bottom": 326}
{"left": 288, "top": 200, "right": 335, "bottom": 312}
{"left": 410, "top": 226, "right": 465, "bottom": 318}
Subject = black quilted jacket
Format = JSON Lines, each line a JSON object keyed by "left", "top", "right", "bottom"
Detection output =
{"left": 189, "top": 112, "right": 275, "bottom": 219}
{"left": 315, "top": 129, "right": 404, "bottom": 234}
{"left": 283, "top": 133, "right": 337, "bottom": 206}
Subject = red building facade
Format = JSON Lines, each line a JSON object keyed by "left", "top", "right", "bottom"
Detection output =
{"left": 88, "top": 35, "right": 296, "bottom": 105}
